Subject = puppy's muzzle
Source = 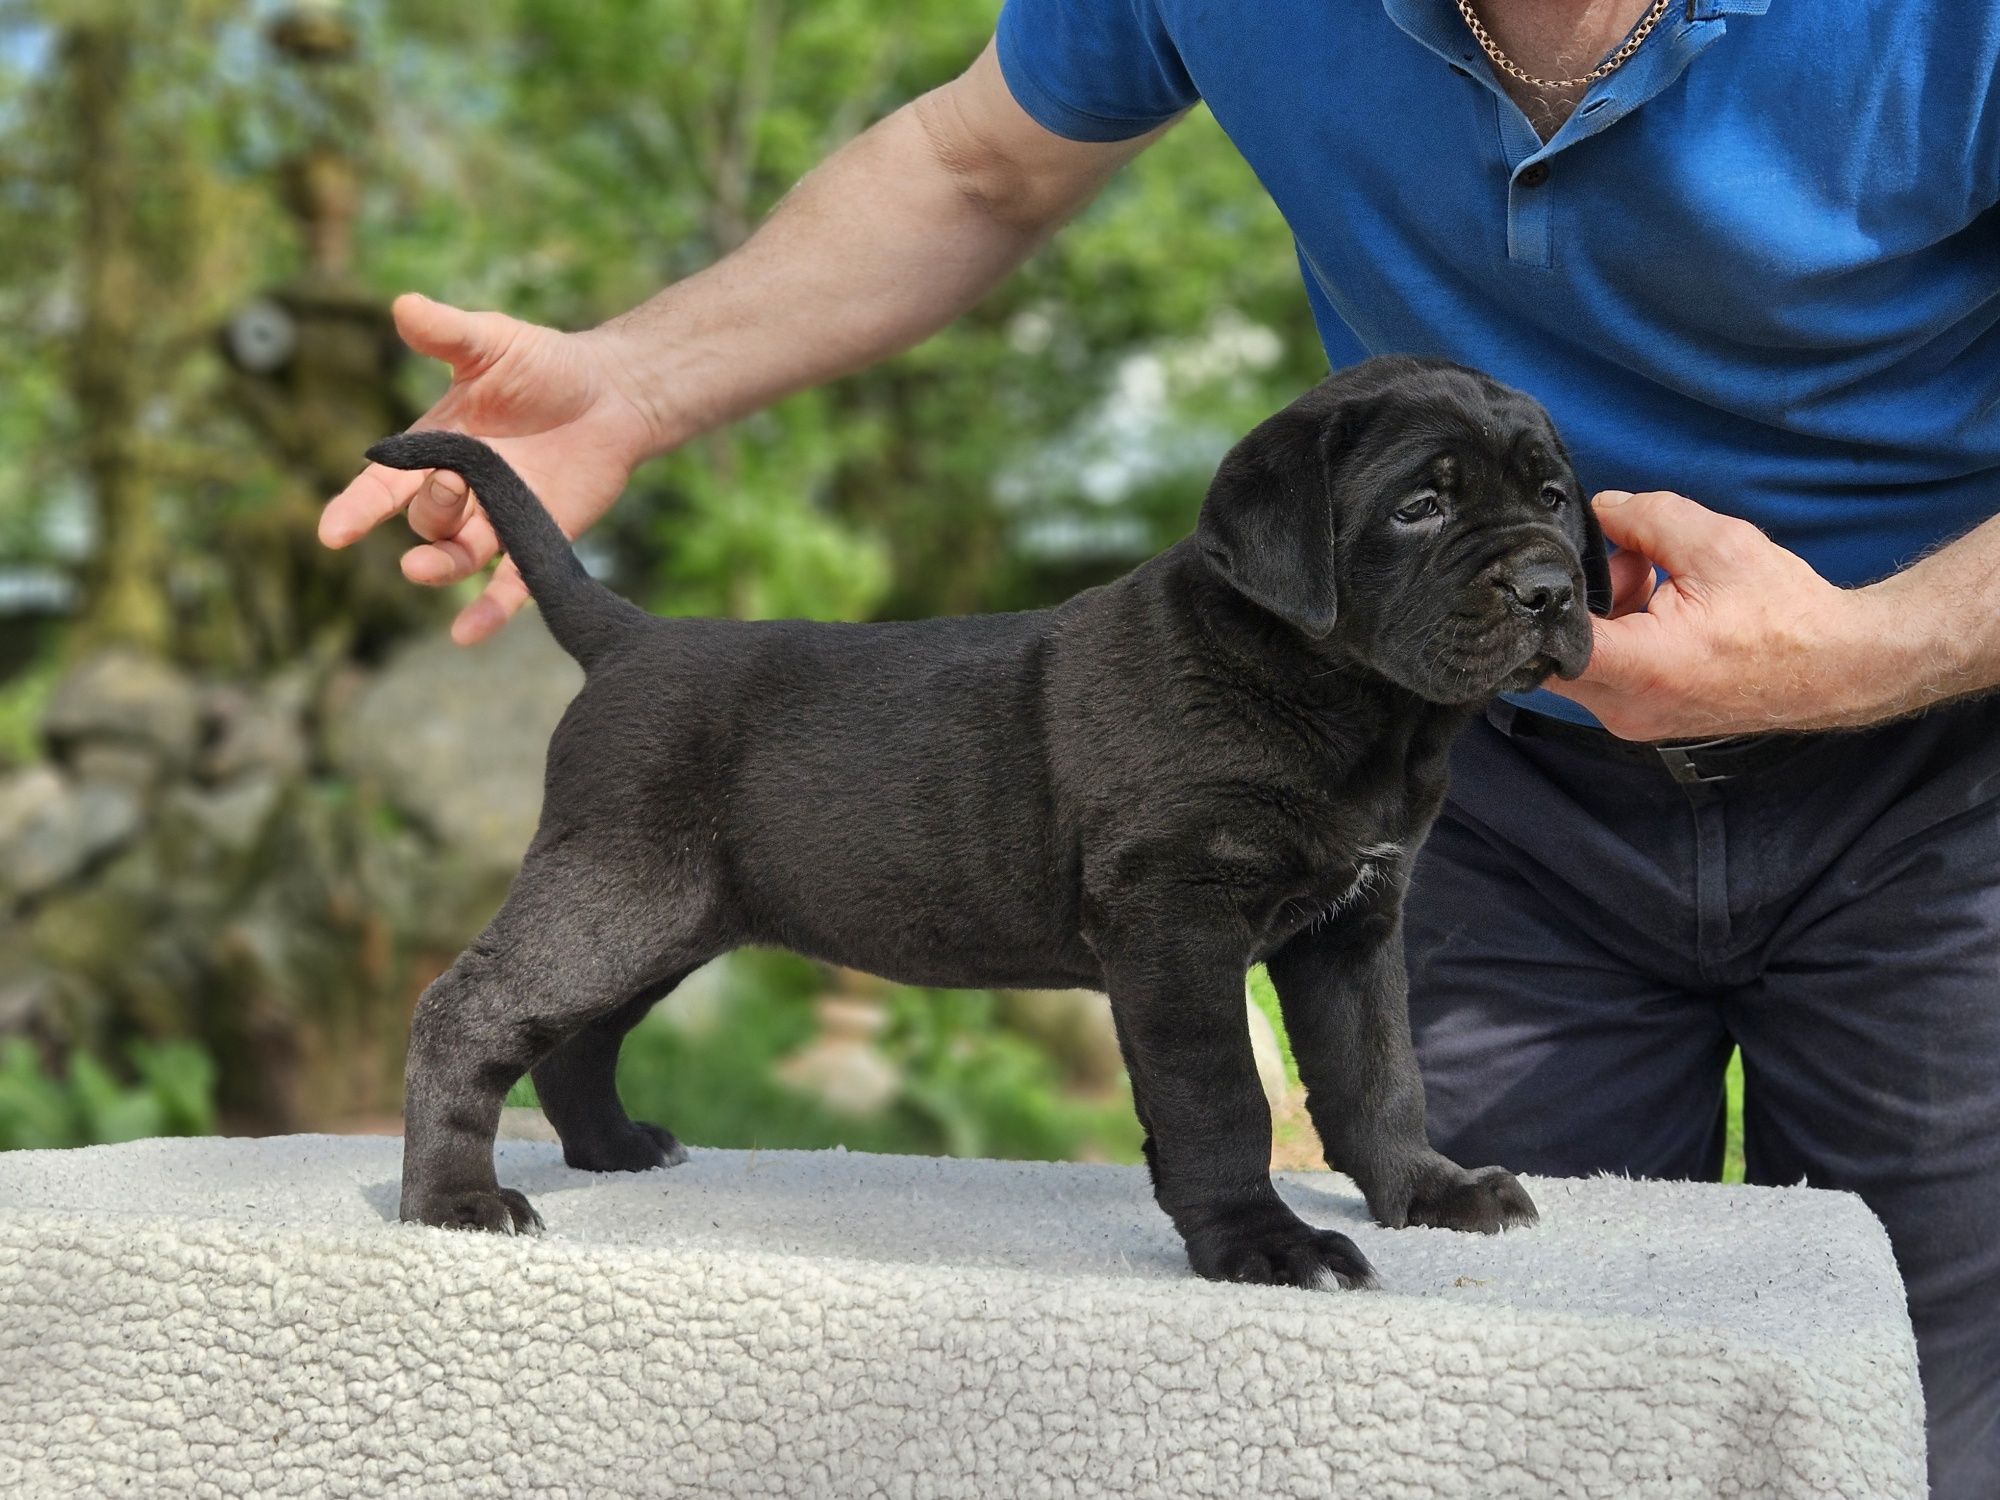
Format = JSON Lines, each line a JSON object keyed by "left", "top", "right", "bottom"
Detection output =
{"left": 1480, "top": 547, "right": 1594, "bottom": 684}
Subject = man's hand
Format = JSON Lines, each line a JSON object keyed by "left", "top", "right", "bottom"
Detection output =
{"left": 318, "top": 294, "right": 661, "bottom": 644}
{"left": 1547, "top": 489, "right": 1922, "bottom": 739}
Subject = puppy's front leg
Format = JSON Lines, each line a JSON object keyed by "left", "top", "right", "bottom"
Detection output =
{"left": 1098, "top": 933, "right": 1374, "bottom": 1290}
{"left": 1266, "top": 895, "right": 1537, "bottom": 1234}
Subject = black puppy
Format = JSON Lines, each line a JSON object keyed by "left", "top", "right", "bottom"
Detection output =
{"left": 368, "top": 355, "right": 1608, "bottom": 1290}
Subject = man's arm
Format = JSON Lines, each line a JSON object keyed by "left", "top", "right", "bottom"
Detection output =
{"left": 1548, "top": 489, "right": 2000, "bottom": 738}
{"left": 319, "top": 41, "right": 1173, "bottom": 643}
{"left": 594, "top": 41, "right": 1169, "bottom": 455}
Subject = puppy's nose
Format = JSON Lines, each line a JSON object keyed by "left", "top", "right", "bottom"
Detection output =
{"left": 1499, "top": 563, "right": 1576, "bottom": 622}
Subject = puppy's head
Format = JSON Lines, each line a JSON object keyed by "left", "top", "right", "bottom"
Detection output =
{"left": 1196, "top": 356, "right": 1610, "bottom": 703}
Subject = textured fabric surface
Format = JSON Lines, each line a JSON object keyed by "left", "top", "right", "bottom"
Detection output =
{"left": 0, "top": 1136, "right": 1924, "bottom": 1498}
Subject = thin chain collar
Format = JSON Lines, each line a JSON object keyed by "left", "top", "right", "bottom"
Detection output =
{"left": 1455, "top": 0, "right": 1674, "bottom": 92}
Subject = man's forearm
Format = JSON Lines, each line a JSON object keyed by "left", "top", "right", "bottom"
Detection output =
{"left": 1857, "top": 509, "right": 2000, "bottom": 718}
{"left": 584, "top": 45, "right": 1159, "bottom": 454}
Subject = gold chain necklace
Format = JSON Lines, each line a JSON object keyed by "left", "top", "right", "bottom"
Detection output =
{"left": 1455, "top": 0, "right": 1674, "bottom": 92}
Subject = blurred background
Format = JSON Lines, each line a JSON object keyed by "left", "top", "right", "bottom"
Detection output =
{"left": 0, "top": 0, "right": 1346, "bottom": 1165}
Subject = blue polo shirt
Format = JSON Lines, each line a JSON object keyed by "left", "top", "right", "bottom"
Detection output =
{"left": 997, "top": 0, "right": 2000, "bottom": 720}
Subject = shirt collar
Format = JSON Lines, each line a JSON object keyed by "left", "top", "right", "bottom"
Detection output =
{"left": 1381, "top": 0, "right": 1759, "bottom": 159}
{"left": 1382, "top": 0, "right": 1773, "bottom": 40}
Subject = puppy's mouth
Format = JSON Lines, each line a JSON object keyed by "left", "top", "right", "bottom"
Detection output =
{"left": 1465, "top": 641, "right": 1569, "bottom": 695}
{"left": 1490, "top": 616, "right": 1593, "bottom": 691}
{"left": 1499, "top": 653, "right": 1559, "bottom": 692}
{"left": 1388, "top": 602, "right": 1593, "bottom": 703}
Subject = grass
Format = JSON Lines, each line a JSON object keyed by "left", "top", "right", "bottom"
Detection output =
{"left": 1723, "top": 1048, "right": 1745, "bottom": 1184}
{"left": 1246, "top": 966, "right": 1297, "bottom": 1085}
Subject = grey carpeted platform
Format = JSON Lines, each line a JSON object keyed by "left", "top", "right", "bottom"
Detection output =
{"left": 0, "top": 1135, "right": 1925, "bottom": 1497}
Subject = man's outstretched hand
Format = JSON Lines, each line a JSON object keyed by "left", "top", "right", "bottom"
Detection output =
{"left": 1548, "top": 489, "right": 1921, "bottom": 739}
{"left": 318, "top": 294, "right": 662, "bottom": 644}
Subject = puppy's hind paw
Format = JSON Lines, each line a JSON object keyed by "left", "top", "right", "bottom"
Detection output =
{"left": 1403, "top": 1163, "right": 1538, "bottom": 1234}
{"left": 405, "top": 1186, "right": 544, "bottom": 1236}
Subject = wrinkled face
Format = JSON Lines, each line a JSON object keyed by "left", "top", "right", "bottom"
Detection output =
{"left": 1333, "top": 384, "right": 1599, "bottom": 701}
{"left": 1197, "top": 358, "right": 1608, "bottom": 705}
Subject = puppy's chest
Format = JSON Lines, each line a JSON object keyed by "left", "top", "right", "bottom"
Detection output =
{"left": 1231, "top": 804, "right": 1408, "bottom": 923}
{"left": 1262, "top": 842, "right": 1402, "bottom": 944}
{"left": 1215, "top": 748, "right": 1449, "bottom": 952}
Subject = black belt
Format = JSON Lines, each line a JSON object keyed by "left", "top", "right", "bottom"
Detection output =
{"left": 1490, "top": 703, "right": 1819, "bottom": 786}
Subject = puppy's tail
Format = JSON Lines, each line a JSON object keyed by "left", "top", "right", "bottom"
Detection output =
{"left": 365, "top": 431, "right": 646, "bottom": 669}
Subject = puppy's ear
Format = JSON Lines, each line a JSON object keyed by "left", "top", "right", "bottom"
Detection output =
{"left": 1544, "top": 427, "right": 1613, "bottom": 618}
{"left": 1580, "top": 496, "right": 1614, "bottom": 617}
{"left": 1197, "top": 404, "right": 1346, "bottom": 637}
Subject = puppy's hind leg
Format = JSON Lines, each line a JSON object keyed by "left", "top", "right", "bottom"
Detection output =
{"left": 531, "top": 974, "right": 700, "bottom": 1173}
{"left": 399, "top": 839, "right": 715, "bottom": 1234}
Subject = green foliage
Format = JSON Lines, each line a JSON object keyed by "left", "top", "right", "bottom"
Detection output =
{"left": 0, "top": 1038, "right": 218, "bottom": 1151}
{"left": 645, "top": 400, "right": 892, "bottom": 622}
{"left": 0, "top": 651, "right": 58, "bottom": 768}
{"left": 507, "top": 951, "right": 1142, "bottom": 1163}
{"left": 883, "top": 986, "right": 1140, "bottom": 1162}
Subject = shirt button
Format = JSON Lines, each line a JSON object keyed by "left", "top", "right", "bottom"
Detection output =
{"left": 1518, "top": 162, "right": 1551, "bottom": 188}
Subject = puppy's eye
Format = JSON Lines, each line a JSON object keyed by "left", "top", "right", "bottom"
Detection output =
{"left": 1540, "top": 484, "right": 1567, "bottom": 510}
{"left": 1393, "top": 492, "right": 1443, "bottom": 525}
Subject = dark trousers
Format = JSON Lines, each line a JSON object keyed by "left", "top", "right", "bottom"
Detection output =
{"left": 1406, "top": 696, "right": 2000, "bottom": 1500}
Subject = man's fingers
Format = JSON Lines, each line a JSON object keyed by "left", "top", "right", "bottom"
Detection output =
{"left": 1591, "top": 488, "right": 1762, "bottom": 579}
{"left": 1565, "top": 610, "right": 1676, "bottom": 699}
{"left": 319, "top": 463, "right": 427, "bottom": 549}
{"left": 405, "top": 467, "right": 475, "bottom": 543}
{"left": 392, "top": 292, "right": 512, "bottom": 376}
{"left": 1547, "top": 614, "right": 1677, "bottom": 738}
{"left": 1606, "top": 549, "right": 1657, "bottom": 618}
{"left": 401, "top": 512, "right": 501, "bottom": 586}
{"left": 451, "top": 560, "right": 530, "bottom": 645}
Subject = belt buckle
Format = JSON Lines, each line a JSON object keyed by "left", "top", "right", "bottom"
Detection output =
{"left": 1655, "top": 736, "right": 1740, "bottom": 786}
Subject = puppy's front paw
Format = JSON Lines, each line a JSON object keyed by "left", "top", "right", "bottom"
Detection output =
{"left": 1400, "top": 1161, "right": 1537, "bottom": 1234}
{"left": 562, "top": 1121, "right": 689, "bottom": 1174}
{"left": 404, "top": 1186, "right": 544, "bottom": 1236}
{"left": 1186, "top": 1205, "right": 1377, "bottom": 1291}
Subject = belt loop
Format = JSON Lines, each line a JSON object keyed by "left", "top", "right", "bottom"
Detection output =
{"left": 1657, "top": 744, "right": 1734, "bottom": 786}
{"left": 1656, "top": 745, "right": 1703, "bottom": 785}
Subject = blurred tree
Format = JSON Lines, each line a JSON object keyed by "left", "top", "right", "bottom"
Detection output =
{"left": 60, "top": 14, "right": 167, "bottom": 653}
{"left": 209, "top": 1, "right": 440, "bottom": 667}
{"left": 1, "top": 0, "right": 436, "bottom": 673}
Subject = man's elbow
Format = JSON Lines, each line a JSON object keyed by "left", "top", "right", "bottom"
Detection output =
{"left": 908, "top": 49, "right": 1158, "bottom": 236}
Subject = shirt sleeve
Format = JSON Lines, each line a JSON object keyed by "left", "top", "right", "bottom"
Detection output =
{"left": 995, "top": 0, "right": 1200, "bottom": 142}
